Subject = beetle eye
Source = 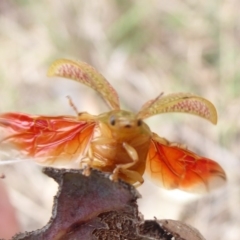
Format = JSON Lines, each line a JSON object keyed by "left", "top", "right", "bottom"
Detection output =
{"left": 110, "top": 116, "right": 116, "bottom": 126}
{"left": 137, "top": 119, "right": 142, "bottom": 126}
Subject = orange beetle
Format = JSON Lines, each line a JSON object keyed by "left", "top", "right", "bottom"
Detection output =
{"left": 0, "top": 59, "right": 226, "bottom": 193}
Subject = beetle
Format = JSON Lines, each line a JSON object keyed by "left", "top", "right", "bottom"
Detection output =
{"left": 0, "top": 59, "right": 226, "bottom": 193}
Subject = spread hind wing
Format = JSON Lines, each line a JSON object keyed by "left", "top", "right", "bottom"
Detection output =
{"left": 146, "top": 133, "right": 226, "bottom": 193}
{"left": 0, "top": 113, "right": 96, "bottom": 167}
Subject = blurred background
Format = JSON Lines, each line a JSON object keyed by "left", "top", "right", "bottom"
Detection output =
{"left": 0, "top": 0, "right": 239, "bottom": 239}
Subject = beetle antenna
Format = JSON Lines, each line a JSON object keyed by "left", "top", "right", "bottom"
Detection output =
{"left": 150, "top": 92, "right": 164, "bottom": 106}
{"left": 143, "top": 92, "right": 164, "bottom": 111}
{"left": 66, "top": 95, "right": 79, "bottom": 116}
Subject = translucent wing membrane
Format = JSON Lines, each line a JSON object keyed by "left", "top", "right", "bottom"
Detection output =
{"left": 137, "top": 93, "right": 217, "bottom": 124}
{"left": 0, "top": 113, "right": 95, "bottom": 166}
{"left": 48, "top": 59, "right": 120, "bottom": 110}
{"left": 146, "top": 134, "right": 226, "bottom": 193}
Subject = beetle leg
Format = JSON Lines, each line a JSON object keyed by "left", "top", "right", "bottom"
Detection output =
{"left": 110, "top": 142, "right": 140, "bottom": 183}
{"left": 111, "top": 168, "right": 144, "bottom": 187}
{"left": 81, "top": 137, "right": 116, "bottom": 176}
{"left": 82, "top": 146, "right": 94, "bottom": 176}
